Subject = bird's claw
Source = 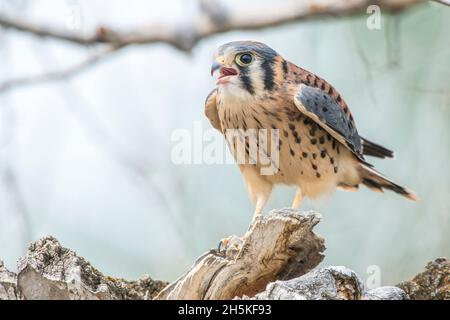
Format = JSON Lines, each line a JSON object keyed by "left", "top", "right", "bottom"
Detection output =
{"left": 217, "top": 237, "right": 230, "bottom": 253}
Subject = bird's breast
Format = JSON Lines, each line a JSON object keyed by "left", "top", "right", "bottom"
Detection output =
{"left": 217, "top": 92, "right": 344, "bottom": 197}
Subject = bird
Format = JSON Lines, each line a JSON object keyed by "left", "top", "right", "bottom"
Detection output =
{"left": 205, "top": 40, "right": 416, "bottom": 226}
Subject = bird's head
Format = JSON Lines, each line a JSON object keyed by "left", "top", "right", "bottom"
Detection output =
{"left": 211, "top": 41, "right": 285, "bottom": 98}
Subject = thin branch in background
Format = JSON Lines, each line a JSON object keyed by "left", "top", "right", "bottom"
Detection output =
{"left": 61, "top": 90, "right": 195, "bottom": 253}
{"left": 407, "top": 87, "right": 450, "bottom": 110}
{"left": 384, "top": 14, "right": 402, "bottom": 68}
{"left": 0, "top": 44, "right": 123, "bottom": 93}
{"left": 0, "top": 33, "right": 32, "bottom": 246}
{"left": 432, "top": 0, "right": 450, "bottom": 6}
{"left": 0, "top": 0, "right": 424, "bottom": 50}
{"left": 1, "top": 163, "right": 32, "bottom": 245}
{"left": 0, "top": 102, "right": 32, "bottom": 246}
{"left": 408, "top": 86, "right": 450, "bottom": 96}
{"left": 0, "top": 0, "right": 425, "bottom": 94}
{"left": 58, "top": 87, "right": 195, "bottom": 253}
{"left": 349, "top": 25, "right": 378, "bottom": 106}
{"left": 28, "top": 42, "right": 195, "bottom": 255}
{"left": 1, "top": 0, "right": 426, "bottom": 49}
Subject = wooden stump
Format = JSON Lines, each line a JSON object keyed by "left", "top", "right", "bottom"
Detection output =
{"left": 155, "top": 209, "right": 326, "bottom": 300}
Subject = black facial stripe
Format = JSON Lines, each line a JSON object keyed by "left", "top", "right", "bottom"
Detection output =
{"left": 219, "top": 41, "right": 280, "bottom": 95}
{"left": 238, "top": 66, "right": 255, "bottom": 95}
{"left": 261, "top": 57, "right": 275, "bottom": 91}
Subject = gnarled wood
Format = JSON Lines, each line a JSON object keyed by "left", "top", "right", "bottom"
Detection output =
{"left": 397, "top": 258, "right": 449, "bottom": 300}
{"left": 15, "top": 236, "right": 167, "bottom": 300}
{"left": 251, "top": 266, "right": 364, "bottom": 300}
{"left": 1, "top": 212, "right": 448, "bottom": 300}
{"left": 155, "top": 209, "right": 325, "bottom": 300}
{"left": 0, "top": 261, "right": 21, "bottom": 300}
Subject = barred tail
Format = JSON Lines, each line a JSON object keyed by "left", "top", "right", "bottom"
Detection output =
{"left": 361, "top": 137, "right": 394, "bottom": 159}
{"left": 358, "top": 164, "right": 417, "bottom": 200}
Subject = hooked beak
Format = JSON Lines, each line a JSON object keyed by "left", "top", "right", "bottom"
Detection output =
{"left": 210, "top": 60, "right": 222, "bottom": 76}
{"left": 211, "top": 59, "right": 238, "bottom": 84}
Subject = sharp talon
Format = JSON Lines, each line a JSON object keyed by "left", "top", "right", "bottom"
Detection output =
{"left": 217, "top": 237, "right": 230, "bottom": 253}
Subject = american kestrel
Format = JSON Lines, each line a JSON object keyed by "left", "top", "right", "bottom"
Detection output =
{"left": 205, "top": 41, "right": 416, "bottom": 224}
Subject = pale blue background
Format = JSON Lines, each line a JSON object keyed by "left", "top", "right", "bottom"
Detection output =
{"left": 0, "top": 0, "right": 448, "bottom": 286}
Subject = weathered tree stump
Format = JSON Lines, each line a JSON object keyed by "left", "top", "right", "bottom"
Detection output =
{"left": 156, "top": 209, "right": 326, "bottom": 300}
{"left": 10, "top": 236, "right": 167, "bottom": 300}
{"left": 0, "top": 209, "right": 448, "bottom": 300}
{"left": 397, "top": 258, "right": 449, "bottom": 300}
{"left": 0, "top": 260, "right": 21, "bottom": 300}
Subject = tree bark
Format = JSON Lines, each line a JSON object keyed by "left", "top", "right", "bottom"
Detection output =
{"left": 397, "top": 258, "right": 449, "bottom": 300}
{"left": 156, "top": 209, "right": 326, "bottom": 300}
{"left": 0, "top": 209, "right": 448, "bottom": 300}
{"left": 0, "top": 260, "right": 21, "bottom": 300}
{"left": 13, "top": 236, "right": 167, "bottom": 300}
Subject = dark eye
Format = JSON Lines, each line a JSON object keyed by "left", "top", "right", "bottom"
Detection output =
{"left": 235, "top": 53, "right": 253, "bottom": 66}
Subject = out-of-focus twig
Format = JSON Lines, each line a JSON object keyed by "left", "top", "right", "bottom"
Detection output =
{"left": 384, "top": 14, "right": 402, "bottom": 68}
{"left": 0, "top": 44, "right": 123, "bottom": 93}
{"left": 349, "top": 26, "right": 378, "bottom": 106}
{"left": 432, "top": 0, "right": 450, "bottom": 6}
{"left": 0, "top": 0, "right": 425, "bottom": 93}
{"left": 0, "top": 38, "right": 32, "bottom": 246}
{"left": 27, "top": 43, "right": 195, "bottom": 254}
{"left": 1, "top": 164, "right": 32, "bottom": 245}
{"left": 0, "top": 105, "right": 32, "bottom": 245}
{"left": 0, "top": 0, "right": 424, "bottom": 51}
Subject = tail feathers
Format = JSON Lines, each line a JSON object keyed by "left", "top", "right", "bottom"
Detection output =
{"left": 359, "top": 164, "right": 417, "bottom": 201}
{"left": 361, "top": 137, "right": 394, "bottom": 159}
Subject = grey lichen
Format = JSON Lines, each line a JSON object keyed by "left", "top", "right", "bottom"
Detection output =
{"left": 0, "top": 260, "right": 21, "bottom": 300}
{"left": 253, "top": 266, "right": 364, "bottom": 300}
{"left": 365, "top": 286, "right": 408, "bottom": 300}
{"left": 397, "top": 257, "right": 449, "bottom": 300}
{"left": 1, "top": 215, "right": 448, "bottom": 300}
{"left": 16, "top": 236, "right": 167, "bottom": 300}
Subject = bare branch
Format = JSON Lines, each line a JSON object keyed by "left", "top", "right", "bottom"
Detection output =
{"left": 0, "top": 0, "right": 424, "bottom": 51}
{"left": 0, "top": 45, "right": 122, "bottom": 93}
{"left": 0, "top": 0, "right": 425, "bottom": 93}
{"left": 432, "top": 0, "right": 450, "bottom": 6}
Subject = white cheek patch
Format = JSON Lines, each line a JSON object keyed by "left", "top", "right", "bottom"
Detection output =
{"left": 248, "top": 62, "right": 265, "bottom": 94}
{"left": 219, "top": 84, "right": 255, "bottom": 104}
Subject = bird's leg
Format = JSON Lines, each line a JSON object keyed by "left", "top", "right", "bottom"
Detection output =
{"left": 217, "top": 196, "right": 268, "bottom": 254}
{"left": 291, "top": 188, "right": 303, "bottom": 209}
{"left": 248, "top": 194, "right": 268, "bottom": 229}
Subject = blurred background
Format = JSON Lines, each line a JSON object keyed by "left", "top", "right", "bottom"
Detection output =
{"left": 0, "top": 0, "right": 448, "bottom": 286}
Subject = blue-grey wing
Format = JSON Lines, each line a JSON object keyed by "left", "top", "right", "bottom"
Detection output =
{"left": 294, "top": 84, "right": 363, "bottom": 159}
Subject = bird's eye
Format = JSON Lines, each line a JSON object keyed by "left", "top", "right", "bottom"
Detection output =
{"left": 235, "top": 53, "right": 253, "bottom": 67}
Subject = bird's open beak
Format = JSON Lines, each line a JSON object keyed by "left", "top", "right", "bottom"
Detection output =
{"left": 210, "top": 60, "right": 222, "bottom": 76}
{"left": 211, "top": 59, "right": 238, "bottom": 84}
